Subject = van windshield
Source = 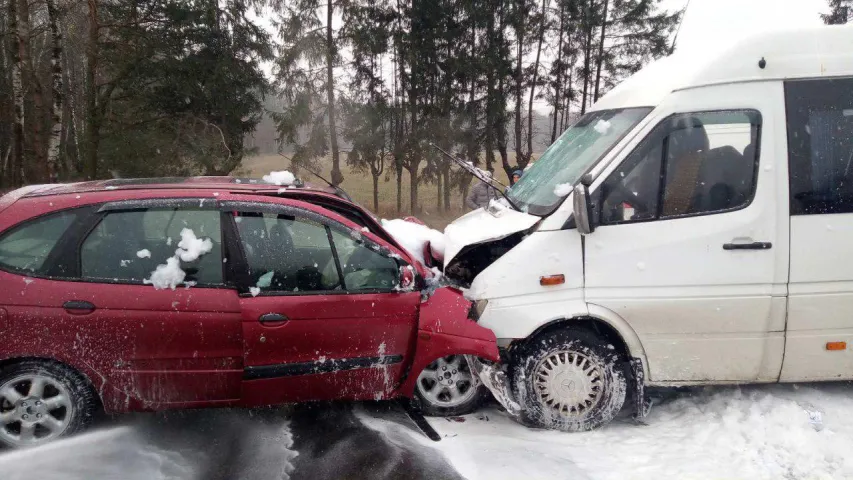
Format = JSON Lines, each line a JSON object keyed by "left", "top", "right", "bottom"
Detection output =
{"left": 507, "top": 107, "right": 651, "bottom": 216}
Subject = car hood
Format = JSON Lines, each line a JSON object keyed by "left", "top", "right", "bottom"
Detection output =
{"left": 443, "top": 204, "right": 539, "bottom": 266}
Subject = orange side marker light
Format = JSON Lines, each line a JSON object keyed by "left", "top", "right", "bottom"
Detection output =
{"left": 540, "top": 274, "right": 565, "bottom": 286}
{"left": 826, "top": 341, "right": 847, "bottom": 351}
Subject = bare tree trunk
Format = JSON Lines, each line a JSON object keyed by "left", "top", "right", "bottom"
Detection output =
{"left": 593, "top": 0, "right": 609, "bottom": 101}
{"left": 513, "top": 19, "right": 524, "bottom": 167}
{"left": 326, "top": 0, "right": 343, "bottom": 186}
{"left": 526, "top": 0, "right": 547, "bottom": 164}
{"left": 372, "top": 174, "right": 379, "bottom": 212}
{"left": 580, "top": 0, "right": 594, "bottom": 114}
{"left": 8, "top": 0, "right": 24, "bottom": 187}
{"left": 84, "top": 0, "right": 99, "bottom": 179}
{"left": 46, "top": 0, "right": 63, "bottom": 181}
{"left": 551, "top": 3, "right": 566, "bottom": 144}
{"left": 442, "top": 169, "right": 450, "bottom": 212}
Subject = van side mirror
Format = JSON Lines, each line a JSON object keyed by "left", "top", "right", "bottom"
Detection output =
{"left": 573, "top": 184, "right": 594, "bottom": 235}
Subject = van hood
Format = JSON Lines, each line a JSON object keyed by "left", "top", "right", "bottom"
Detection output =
{"left": 443, "top": 203, "right": 539, "bottom": 266}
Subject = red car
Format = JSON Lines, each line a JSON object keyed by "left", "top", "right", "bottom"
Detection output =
{"left": 0, "top": 177, "right": 498, "bottom": 448}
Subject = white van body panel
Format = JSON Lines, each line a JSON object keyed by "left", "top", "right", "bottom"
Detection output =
{"left": 783, "top": 214, "right": 853, "bottom": 381}
{"left": 443, "top": 204, "right": 539, "bottom": 265}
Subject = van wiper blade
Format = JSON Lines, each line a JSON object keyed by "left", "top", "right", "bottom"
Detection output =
{"left": 428, "top": 143, "right": 521, "bottom": 212}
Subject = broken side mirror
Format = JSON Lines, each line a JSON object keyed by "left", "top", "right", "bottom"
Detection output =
{"left": 399, "top": 264, "right": 417, "bottom": 292}
{"left": 573, "top": 180, "right": 595, "bottom": 235}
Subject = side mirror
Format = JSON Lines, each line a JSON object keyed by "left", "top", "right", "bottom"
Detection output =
{"left": 573, "top": 184, "right": 594, "bottom": 235}
{"left": 399, "top": 265, "right": 417, "bottom": 292}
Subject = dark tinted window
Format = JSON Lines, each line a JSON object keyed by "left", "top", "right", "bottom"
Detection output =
{"left": 785, "top": 78, "right": 853, "bottom": 215}
{"left": 235, "top": 212, "right": 341, "bottom": 293}
{"left": 81, "top": 208, "right": 222, "bottom": 284}
{"left": 0, "top": 210, "right": 78, "bottom": 273}
{"left": 329, "top": 229, "right": 399, "bottom": 290}
{"left": 599, "top": 111, "right": 760, "bottom": 224}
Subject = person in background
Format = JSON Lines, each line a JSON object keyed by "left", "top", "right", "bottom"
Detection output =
{"left": 511, "top": 170, "right": 523, "bottom": 185}
{"left": 466, "top": 170, "right": 497, "bottom": 210}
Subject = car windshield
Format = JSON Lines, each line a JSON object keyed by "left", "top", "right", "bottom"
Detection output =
{"left": 507, "top": 108, "right": 652, "bottom": 216}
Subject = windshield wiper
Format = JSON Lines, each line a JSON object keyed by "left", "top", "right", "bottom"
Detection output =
{"left": 429, "top": 143, "right": 521, "bottom": 212}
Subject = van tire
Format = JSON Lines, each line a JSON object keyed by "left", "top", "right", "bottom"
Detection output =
{"left": 512, "top": 328, "right": 627, "bottom": 432}
{"left": 0, "top": 360, "right": 99, "bottom": 448}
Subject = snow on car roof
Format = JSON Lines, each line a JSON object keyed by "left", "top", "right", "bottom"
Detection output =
{"left": 592, "top": 23, "right": 853, "bottom": 112}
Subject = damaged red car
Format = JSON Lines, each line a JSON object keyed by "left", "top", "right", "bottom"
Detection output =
{"left": 0, "top": 177, "right": 499, "bottom": 448}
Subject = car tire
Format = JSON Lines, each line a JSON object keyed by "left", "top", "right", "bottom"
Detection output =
{"left": 413, "top": 355, "right": 488, "bottom": 417}
{"left": 512, "top": 328, "right": 627, "bottom": 432}
{"left": 0, "top": 360, "right": 99, "bottom": 448}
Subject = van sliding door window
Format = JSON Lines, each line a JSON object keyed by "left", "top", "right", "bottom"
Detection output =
{"left": 785, "top": 78, "right": 853, "bottom": 215}
{"left": 597, "top": 110, "right": 761, "bottom": 225}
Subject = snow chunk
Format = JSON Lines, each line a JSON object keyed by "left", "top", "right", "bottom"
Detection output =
{"left": 553, "top": 183, "right": 573, "bottom": 197}
{"left": 176, "top": 228, "right": 213, "bottom": 262}
{"left": 136, "top": 249, "right": 151, "bottom": 259}
{"left": 381, "top": 218, "right": 446, "bottom": 265}
{"left": 249, "top": 287, "right": 261, "bottom": 297}
{"left": 262, "top": 171, "right": 296, "bottom": 186}
{"left": 594, "top": 118, "right": 612, "bottom": 134}
{"left": 145, "top": 257, "right": 185, "bottom": 290}
{"left": 120, "top": 260, "right": 131, "bottom": 268}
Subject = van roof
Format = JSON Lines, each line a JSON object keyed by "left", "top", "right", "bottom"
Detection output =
{"left": 592, "top": 24, "right": 853, "bottom": 112}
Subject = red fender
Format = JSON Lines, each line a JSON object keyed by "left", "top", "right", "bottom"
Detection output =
{"left": 395, "top": 287, "right": 500, "bottom": 398}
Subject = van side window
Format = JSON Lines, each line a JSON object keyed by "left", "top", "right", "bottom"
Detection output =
{"left": 785, "top": 78, "right": 853, "bottom": 215}
{"left": 598, "top": 110, "right": 761, "bottom": 225}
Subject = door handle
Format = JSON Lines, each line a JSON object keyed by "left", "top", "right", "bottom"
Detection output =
{"left": 722, "top": 241, "right": 772, "bottom": 250}
{"left": 259, "top": 313, "right": 289, "bottom": 324}
{"left": 63, "top": 300, "right": 96, "bottom": 314}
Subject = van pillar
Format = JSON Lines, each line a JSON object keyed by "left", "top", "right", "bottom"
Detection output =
{"left": 630, "top": 358, "right": 652, "bottom": 424}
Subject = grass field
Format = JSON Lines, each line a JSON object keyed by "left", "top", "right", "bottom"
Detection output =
{"left": 241, "top": 153, "right": 537, "bottom": 229}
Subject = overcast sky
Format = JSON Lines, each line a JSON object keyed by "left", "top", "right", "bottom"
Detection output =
{"left": 665, "top": 0, "right": 829, "bottom": 54}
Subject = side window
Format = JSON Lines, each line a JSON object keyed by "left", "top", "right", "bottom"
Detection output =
{"left": 599, "top": 110, "right": 760, "bottom": 224}
{"left": 786, "top": 77, "right": 853, "bottom": 215}
{"left": 81, "top": 208, "right": 222, "bottom": 284}
{"left": 234, "top": 212, "right": 341, "bottom": 293}
{"left": 0, "top": 210, "right": 78, "bottom": 273}
{"left": 329, "top": 229, "right": 399, "bottom": 291}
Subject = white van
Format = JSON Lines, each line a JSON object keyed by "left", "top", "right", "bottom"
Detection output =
{"left": 443, "top": 24, "right": 853, "bottom": 432}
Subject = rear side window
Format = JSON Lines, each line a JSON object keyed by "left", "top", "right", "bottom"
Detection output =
{"left": 0, "top": 211, "right": 77, "bottom": 273}
{"left": 598, "top": 110, "right": 761, "bottom": 224}
{"left": 80, "top": 208, "right": 223, "bottom": 285}
{"left": 785, "top": 77, "right": 853, "bottom": 215}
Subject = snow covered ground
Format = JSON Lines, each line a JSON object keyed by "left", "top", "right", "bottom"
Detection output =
{"left": 1, "top": 383, "right": 851, "bottom": 480}
{"left": 361, "top": 383, "right": 853, "bottom": 480}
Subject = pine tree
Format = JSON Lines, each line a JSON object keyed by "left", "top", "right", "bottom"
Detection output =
{"left": 823, "top": 0, "right": 852, "bottom": 24}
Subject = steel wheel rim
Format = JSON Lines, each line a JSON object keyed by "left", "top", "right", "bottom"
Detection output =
{"left": 534, "top": 350, "right": 604, "bottom": 417}
{"left": 0, "top": 374, "right": 74, "bottom": 447}
{"left": 416, "top": 355, "right": 480, "bottom": 408}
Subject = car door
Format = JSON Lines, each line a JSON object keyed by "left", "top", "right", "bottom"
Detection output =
{"left": 224, "top": 201, "right": 420, "bottom": 407}
{"left": 584, "top": 96, "right": 789, "bottom": 382}
{"left": 781, "top": 77, "right": 853, "bottom": 381}
{"left": 67, "top": 199, "right": 242, "bottom": 408}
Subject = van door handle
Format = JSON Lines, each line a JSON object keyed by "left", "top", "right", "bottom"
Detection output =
{"left": 63, "top": 300, "right": 96, "bottom": 314}
{"left": 723, "top": 241, "right": 772, "bottom": 250}
{"left": 259, "top": 313, "right": 289, "bottom": 324}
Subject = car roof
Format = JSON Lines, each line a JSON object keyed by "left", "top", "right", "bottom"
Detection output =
{"left": 16, "top": 176, "right": 340, "bottom": 197}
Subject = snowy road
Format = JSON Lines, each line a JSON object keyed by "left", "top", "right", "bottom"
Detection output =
{"left": 1, "top": 383, "right": 852, "bottom": 479}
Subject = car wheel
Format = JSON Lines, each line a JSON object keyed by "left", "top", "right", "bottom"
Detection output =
{"left": 512, "top": 328, "right": 627, "bottom": 432}
{"left": 0, "top": 360, "right": 98, "bottom": 448}
{"left": 414, "top": 355, "right": 487, "bottom": 416}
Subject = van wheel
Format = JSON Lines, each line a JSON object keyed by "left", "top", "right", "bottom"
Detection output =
{"left": 0, "top": 360, "right": 98, "bottom": 448}
{"left": 512, "top": 328, "right": 627, "bottom": 432}
{"left": 413, "top": 355, "right": 487, "bottom": 416}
